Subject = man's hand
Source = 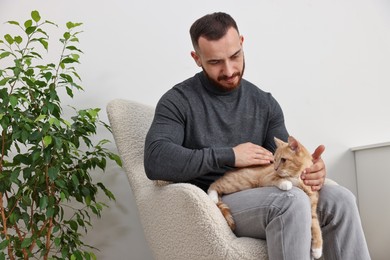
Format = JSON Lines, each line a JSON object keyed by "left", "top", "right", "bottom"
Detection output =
{"left": 233, "top": 142, "right": 274, "bottom": 167}
{"left": 301, "top": 145, "right": 326, "bottom": 191}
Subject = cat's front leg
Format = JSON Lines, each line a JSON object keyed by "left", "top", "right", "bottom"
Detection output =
{"left": 277, "top": 180, "right": 293, "bottom": 191}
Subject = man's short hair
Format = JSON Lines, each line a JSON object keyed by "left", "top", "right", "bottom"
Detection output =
{"left": 189, "top": 12, "right": 239, "bottom": 51}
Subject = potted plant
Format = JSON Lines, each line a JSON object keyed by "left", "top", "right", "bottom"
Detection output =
{"left": 0, "top": 10, "right": 121, "bottom": 259}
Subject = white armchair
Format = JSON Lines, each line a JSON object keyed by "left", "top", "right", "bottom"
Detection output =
{"left": 106, "top": 99, "right": 268, "bottom": 260}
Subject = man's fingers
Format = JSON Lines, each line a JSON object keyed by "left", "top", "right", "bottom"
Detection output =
{"left": 312, "top": 145, "right": 325, "bottom": 161}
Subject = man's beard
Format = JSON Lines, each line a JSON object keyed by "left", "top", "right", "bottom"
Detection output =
{"left": 203, "top": 60, "right": 245, "bottom": 92}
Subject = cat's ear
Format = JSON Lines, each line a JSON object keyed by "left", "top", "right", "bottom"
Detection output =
{"left": 274, "top": 137, "right": 285, "bottom": 148}
{"left": 287, "top": 136, "right": 300, "bottom": 152}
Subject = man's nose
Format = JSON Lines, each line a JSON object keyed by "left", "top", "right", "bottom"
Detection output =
{"left": 223, "top": 61, "right": 234, "bottom": 77}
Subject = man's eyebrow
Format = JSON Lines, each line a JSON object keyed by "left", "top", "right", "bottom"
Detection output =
{"left": 230, "top": 48, "right": 242, "bottom": 57}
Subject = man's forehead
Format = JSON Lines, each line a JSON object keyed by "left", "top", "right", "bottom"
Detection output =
{"left": 197, "top": 30, "right": 242, "bottom": 59}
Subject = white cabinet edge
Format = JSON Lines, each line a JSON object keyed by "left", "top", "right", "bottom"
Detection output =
{"left": 351, "top": 142, "right": 390, "bottom": 152}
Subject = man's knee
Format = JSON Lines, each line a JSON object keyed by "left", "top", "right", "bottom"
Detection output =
{"left": 288, "top": 187, "right": 312, "bottom": 209}
{"left": 277, "top": 187, "right": 312, "bottom": 219}
{"left": 320, "top": 185, "right": 357, "bottom": 210}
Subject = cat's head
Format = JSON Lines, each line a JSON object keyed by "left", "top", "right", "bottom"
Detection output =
{"left": 273, "top": 136, "right": 313, "bottom": 178}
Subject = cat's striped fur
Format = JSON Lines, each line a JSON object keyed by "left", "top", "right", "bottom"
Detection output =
{"left": 208, "top": 136, "right": 323, "bottom": 259}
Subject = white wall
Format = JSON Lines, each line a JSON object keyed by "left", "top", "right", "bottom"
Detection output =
{"left": 1, "top": 0, "right": 389, "bottom": 259}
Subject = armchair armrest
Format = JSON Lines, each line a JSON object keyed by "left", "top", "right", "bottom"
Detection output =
{"left": 138, "top": 182, "right": 267, "bottom": 260}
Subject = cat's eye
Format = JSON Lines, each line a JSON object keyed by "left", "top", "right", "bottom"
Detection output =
{"left": 281, "top": 158, "right": 287, "bottom": 163}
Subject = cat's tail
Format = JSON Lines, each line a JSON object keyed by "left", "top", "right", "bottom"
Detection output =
{"left": 216, "top": 201, "right": 236, "bottom": 230}
{"left": 208, "top": 189, "right": 236, "bottom": 230}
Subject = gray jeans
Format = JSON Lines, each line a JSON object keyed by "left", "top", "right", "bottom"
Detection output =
{"left": 221, "top": 185, "right": 371, "bottom": 260}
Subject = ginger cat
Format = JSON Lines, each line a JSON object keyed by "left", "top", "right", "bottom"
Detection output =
{"left": 208, "top": 136, "right": 323, "bottom": 259}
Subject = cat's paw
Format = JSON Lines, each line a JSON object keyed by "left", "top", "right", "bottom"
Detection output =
{"left": 311, "top": 247, "right": 322, "bottom": 259}
{"left": 278, "top": 180, "right": 293, "bottom": 191}
{"left": 208, "top": 189, "right": 219, "bottom": 204}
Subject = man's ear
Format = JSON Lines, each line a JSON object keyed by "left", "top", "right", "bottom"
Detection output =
{"left": 191, "top": 51, "right": 202, "bottom": 67}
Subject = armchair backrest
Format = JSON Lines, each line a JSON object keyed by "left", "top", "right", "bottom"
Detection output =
{"left": 106, "top": 99, "right": 155, "bottom": 197}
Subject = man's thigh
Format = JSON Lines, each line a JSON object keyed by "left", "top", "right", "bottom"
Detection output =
{"left": 221, "top": 186, "right": 309, "bottom": 239}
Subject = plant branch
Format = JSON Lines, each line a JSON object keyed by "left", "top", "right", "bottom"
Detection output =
{"left": 14, "top": 224, "right": 29, "bottom": 259}
{"left": 0, "top": 194, "right": 15, "bottom": 260}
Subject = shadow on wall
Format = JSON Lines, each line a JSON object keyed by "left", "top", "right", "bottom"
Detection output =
{"left": 82, "top": 159, "right": 154, "bottom": 260}
{"left": 325, "top": 149, "right": 357, "bottom": 197}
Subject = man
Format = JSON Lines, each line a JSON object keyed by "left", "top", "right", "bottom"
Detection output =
{"left": 144, "top": 12, "right": 370, "bottom": 260}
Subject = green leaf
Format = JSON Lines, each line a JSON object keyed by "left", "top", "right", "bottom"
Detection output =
{"left": 98, "top": 182, "right": 116, "bottom": 200}
{"left": 87, "top": 108, "right": 99, "bottom": 118}
{"left": 31, "top": 10, "right": 41, "bottom": 22}
{"left": 85, "top": 196, "right": 91, "bottom": 206}
{"left": 0, "top": 51, "right": 12, "bottom": 59}
{"left": 71, "top": 53, "right": 80, "bottom": 61}
{"left": 31, "top": 51, "right": 42, "bottom": 59}
{"left": 0, "top": 77, "right": 9, "bottom": 86}
{"left": 69, "top": 220, "right": 78, "bottom": 231}
{"left": 66, "top": 86, "right": 74, "bottom": 97}
{"left": 72, "top": 174, "right": 80, "bottom": 187}
{"left": 90, "top": 252, "right": 97, "bottom": 260}
{"left": 39, "top": 195, "right": 48, "bottom": 210}
{"left": 66, "top": 22, "right": 82, "bottom": 29}
{"left": 21, "top": 130, "right": 29, "bottom": 143}
{"left": 26, "top": 26, "right": 37, "bottom": 35}
{"left": 63, "top": 32, "right": 71, "bottom": 40}
{"left": 55, "top": 179, "right": 66, "bottom": 188}
{"left": 7, "top": 21, "right": 19, "bottom": 26}
{"left": 66, "top": 45, "right": 83, "bottom": 53}
{"left": 49, "top": 117, "right": 60, "bottom": 127}
{"left": 24, "top": 19, "right": 32, "bottom": 29}
{"left": 60, "top": 191, "right": 66, "bottom": 201}
{"left": 43, "top": 135, "right": 52, "bottom": 147}
{"left": 34, "top": 114, "right": 46, "bottom": 122}
{"left": 13, "top": 154, "right": 30, "bottom": 165}
{"left": 60, "top": 73, "right": 73, "bottom": 83}
{"left": 21, "top": 237, "right": 32, "bottom": 249}
{"left": 0, "top": 239, "right": 9, "bottom": 250}
{"left": 48, "top": 166, "right": 59, "bottom": 180}
{"left": 109, "top": 153, "right": 122, "bottom": 167}
{"left": 14, "top": 36, "right": 23, "bottom": 44}
{"left": 9, "top": 95, "right": 18, "bottom": 108}
{"left": 84, "top": 252, "right": 91, "bottom": 260}
{"left": 43, "top": 71, "right": 52, "bottom": 81}
{"left": 32, "top": 150, "right": 41, "bottom": 162}
{"left": 38, "top": 38, "right": 48, "bottom": 50}
{"left": 54, "top": 237, "right": 61, "bottom": 247}
{"left": 46, "top": 207, "right": 54, "bottom": 217}
{"left": 10, "top": 168, "right": 21, "bottom": 184}
{"left": 61, "top": 57, "right": 78, "bottom": 64}
{"left": 4, "top": 34, "right": 14, "bottom": 45}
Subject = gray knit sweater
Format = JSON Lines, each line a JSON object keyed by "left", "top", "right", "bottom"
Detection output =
{"left": 144, "top": 72, "right": 289, "bottom": 191}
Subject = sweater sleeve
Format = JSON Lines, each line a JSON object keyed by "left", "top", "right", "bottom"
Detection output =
{"left": 144, "top": 92, "right": 235, "bottom": 182}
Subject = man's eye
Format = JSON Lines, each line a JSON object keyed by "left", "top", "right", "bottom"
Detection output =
{"left": 231, "top": 54, "right": 240, "bottom": 60}
{"left": 209, "top": 60, "right": 220, "bottom": 65}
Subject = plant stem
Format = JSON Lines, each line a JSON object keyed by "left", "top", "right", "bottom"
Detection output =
{"left": 44, "top": 164, "right": 54, "bottom": 260}
{"left": 0, "top": 129, "right": 6, "bottom": 172}
{"left": 14, "top": 225, "right": 28, "bottom": 259}
{"left": 0, "top": 194, "right": 15, "bottom": 260}
{"left": 44, "top": 217, "right": 53, "bottom": 260}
